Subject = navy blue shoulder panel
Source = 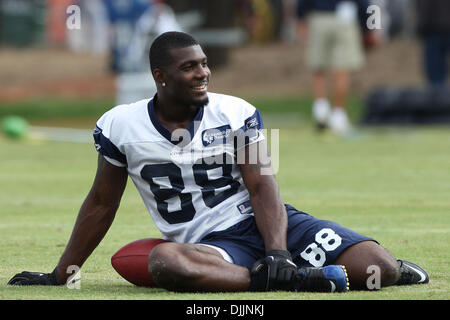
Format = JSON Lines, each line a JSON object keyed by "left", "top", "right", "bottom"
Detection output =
{"left": 243, "top": 109, "right": 264, "bottom": 131}
{"left": 234, "top": 109, "right": 264, "bottom": 150}
{"left": 93, "top": 126, "right": 127, "bottom": 165}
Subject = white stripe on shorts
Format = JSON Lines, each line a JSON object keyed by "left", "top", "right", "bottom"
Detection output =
{"left": 198, "top": 244, "right": 234, "bottom": 264}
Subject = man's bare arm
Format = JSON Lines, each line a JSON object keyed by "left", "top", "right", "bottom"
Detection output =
{"left": 238, "top": 140, "right": 287, "bottom": 253}
{"left": 55, "top": 154, "right": 128, "bottom": 283}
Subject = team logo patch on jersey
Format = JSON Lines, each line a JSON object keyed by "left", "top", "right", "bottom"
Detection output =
{"left": 237, "top": 200, "right": 253, "bottom": 215}
{"left": 202, "top": 125, "right": 232, "bottom": 146}
{"left": 245, "top": 116, "right": 259, "bottom": 130}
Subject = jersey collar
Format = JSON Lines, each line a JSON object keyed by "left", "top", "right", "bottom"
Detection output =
{"left": 147, "top": 94, "right": 204, "bottom": 145}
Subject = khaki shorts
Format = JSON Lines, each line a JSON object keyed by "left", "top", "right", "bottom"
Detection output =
{"left": 306, "top": 13, "right": 364, "bottom": 71}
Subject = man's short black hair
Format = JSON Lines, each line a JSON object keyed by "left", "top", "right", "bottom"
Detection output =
{"left": 149, "top": 31, "right": 199, "bottom": 72}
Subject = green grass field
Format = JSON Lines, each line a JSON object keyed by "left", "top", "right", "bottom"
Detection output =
{"left": 0, "top": 97, "right": 449, "bottom": 301}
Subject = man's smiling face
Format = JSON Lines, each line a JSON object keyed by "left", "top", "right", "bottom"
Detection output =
{"left": 163, "top": 44, "right": 211, "bottom": 108}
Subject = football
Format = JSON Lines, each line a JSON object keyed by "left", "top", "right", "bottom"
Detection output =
{"left": 111, "top": 238, "right": 168, "bottom": 287}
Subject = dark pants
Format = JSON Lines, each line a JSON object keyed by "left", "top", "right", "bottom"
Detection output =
{"left": 424, "top": 34, "right": 450, "bottom": 86}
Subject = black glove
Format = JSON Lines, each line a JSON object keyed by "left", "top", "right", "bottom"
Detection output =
{"left": 249, "top": 249, "right": 297, "bottom": 291}
{"left": 7, "top": 268, "right": 60, "bottom": 286}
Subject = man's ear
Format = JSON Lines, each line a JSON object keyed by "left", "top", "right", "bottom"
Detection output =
{"left": 152, "top": 68, "right": 166, "bottom": 86}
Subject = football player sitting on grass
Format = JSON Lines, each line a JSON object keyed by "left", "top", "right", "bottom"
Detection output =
{"left": 8, "top": 32, "right": 429, "bottom": 292}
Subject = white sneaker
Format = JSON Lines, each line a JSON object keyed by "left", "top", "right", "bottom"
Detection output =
{"left": 328, "top": 108, "right": 351, "bottom": 135}
{"left": 312, "top": 98, "right": 331, "bottom": 129}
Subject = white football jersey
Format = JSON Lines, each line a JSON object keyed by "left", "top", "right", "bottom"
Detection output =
{"left": 94, "top": 92, "right": 265, "bottom": 243}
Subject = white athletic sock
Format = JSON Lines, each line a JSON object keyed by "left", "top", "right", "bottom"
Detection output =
{"left": 312, "top": 98, "right": 331, "bottom": 125}
{"left": 328, "top": 107, "right": 351, "bottom": 134}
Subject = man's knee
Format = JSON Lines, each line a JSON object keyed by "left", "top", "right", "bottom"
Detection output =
{"left": 148, "top": 243, "right": 207, "bottom": 291}
{"left": 148, "top": 243, "right": 190, "bottom": 290}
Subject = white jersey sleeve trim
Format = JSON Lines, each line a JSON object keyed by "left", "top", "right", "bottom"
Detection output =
{"left": 103, "top": 155, "right": 127, "bottom": 167}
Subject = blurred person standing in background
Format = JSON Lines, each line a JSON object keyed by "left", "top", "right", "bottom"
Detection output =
{"left": 296, "top": 0, "right": 378, "bottom": 135}
{"left": 416, "top": 0, "right": 450, "bottom": 87}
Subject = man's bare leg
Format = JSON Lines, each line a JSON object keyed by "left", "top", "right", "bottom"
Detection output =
{"left": 334, "top": 241, "right": 400, "bottom": 290}
{"left": 149, "top": 240, "right": 402, "bottom": 292}
{"left": 148, "top": 242, "right": 250, "bottom": 292}
{"left": 332, "top": 70, "right": 350, "bottom": 109}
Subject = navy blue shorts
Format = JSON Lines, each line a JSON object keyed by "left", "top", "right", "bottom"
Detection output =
{"left": 198, "top": 204, "right": 376, "bottom": 269}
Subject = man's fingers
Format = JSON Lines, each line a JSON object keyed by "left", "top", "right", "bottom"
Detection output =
{"left": 7, "top": 273, "right": 30, "bottom": 285}
{"left": 278, "top": 267, "right": 296, "bottom": 283}
{"left": 265, "top": 256, "right": 278, "bottom": 281}
{"left": 7, "top": 270, "right": 58, "bottom": 286}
